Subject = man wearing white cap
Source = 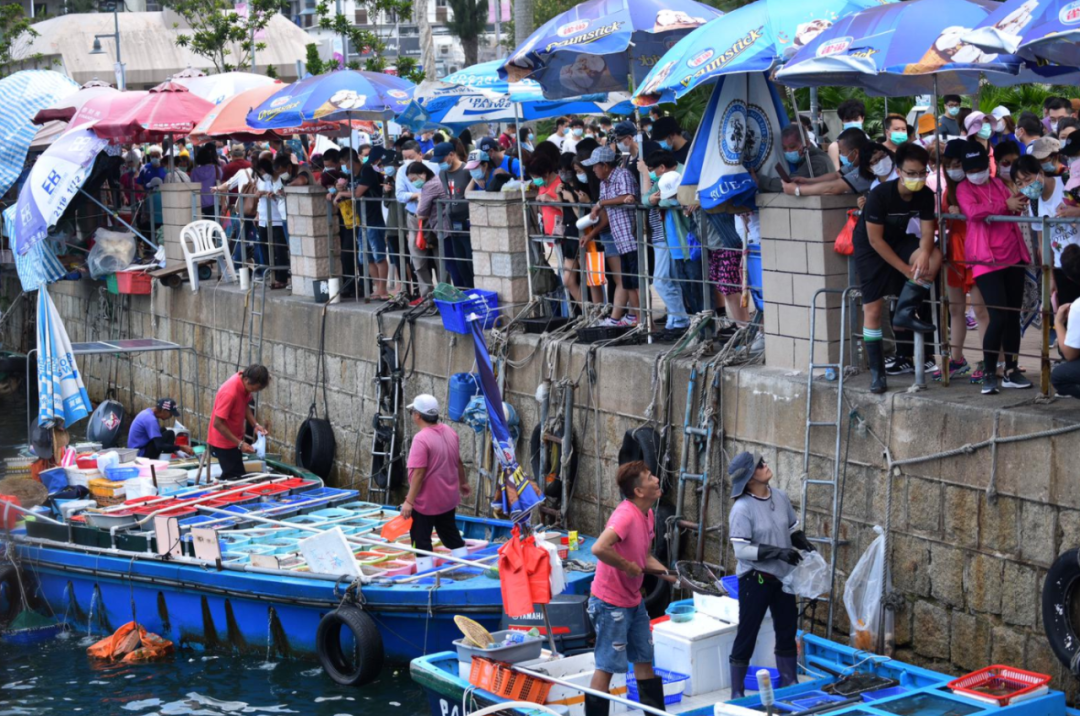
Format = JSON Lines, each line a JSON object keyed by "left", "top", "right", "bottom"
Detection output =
{"left": 402, "top": 394, "right": 470, "bottom": 572}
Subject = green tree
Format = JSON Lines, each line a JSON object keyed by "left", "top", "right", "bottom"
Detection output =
{"left": 164, "top": 0, "right": 289, "bottom": 73}
{"left": 446, "top": 0, "right": 487, "bottom": 67}
{"left": 0, "top": 4, "right": 43, "bottom": 78}
{"left": 314, "top": 0, "right": 425, "bottom": 83}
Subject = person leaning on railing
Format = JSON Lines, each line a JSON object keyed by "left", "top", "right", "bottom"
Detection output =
{"left": 435, "top": 142, "right": 474, "bottom": 289}
{"left": 780, "top": 128, "right": 874, "bottom": 197}
{"left": 1052, "top": 245, "right": 1080, "bottom": 398}
{"left": 760, "top": 125, "right": 834, "bottom": 193}
{"left": 957, "top": 141, "right": 1033, "bottom": 394}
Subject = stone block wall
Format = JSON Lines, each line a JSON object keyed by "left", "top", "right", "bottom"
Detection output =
{"left": 466, "top": 190, "right": 532, "bottom": 306}
{"left": 285, "top": 186, "right": 335, "bottom": 298}
{"left": 160, "top": 184, "right": 200, "bottom": 270}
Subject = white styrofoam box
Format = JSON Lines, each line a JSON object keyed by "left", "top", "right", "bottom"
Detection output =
{"left": 693, "top": 594, "right": 777, "bottom": 668}
{"left": 519, "top": 652, "right": 628, "bottom": 716}
{"left": 653, "top": 614, "right": 737, "bottom": 696}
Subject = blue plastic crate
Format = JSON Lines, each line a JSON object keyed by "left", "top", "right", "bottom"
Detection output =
{"left": 776, "top": 690, "right": 847, "bottom": 712}
{"left": 744, "top": 666, "right": 780, "bottom": 692}
{"left": 625, "top": 668, "right": 689, "bottom": 706}
{"left": 861, "top": 686, "right": 909, "bottom": 703}
{"left": 435, "top": 289, "right": 499, "bottom": 334}
{"left": 721, "top": 575, "right": 739, "bottom": 599}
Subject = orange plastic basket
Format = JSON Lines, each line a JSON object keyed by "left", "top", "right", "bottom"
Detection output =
{"left": 490, "top": 664, "right": 553, "bottom": 703}
{"left": 380, "top": 514, "right": 413, "bottom": 541}
{"left": 947, "top": 665, "right": 1051, "bottom": 706}
{"left": 469, "top": 657, "right": 500, "bottom": 691}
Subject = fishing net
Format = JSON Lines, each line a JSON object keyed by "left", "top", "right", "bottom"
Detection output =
{"left": 675, "top": 561, "right": 726, "bottom": 597}
{"left": 8, "top": 609, "right": 56, "bottom": 630}
{"left": 824, "top": 672, "right": 898, "bottom": 697}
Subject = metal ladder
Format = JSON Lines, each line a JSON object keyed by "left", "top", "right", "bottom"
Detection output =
{"left": 800, "top": 286, "right": 856, "bottom": 639}
{"left": 245, "top": 270, "right": 271, "bottom": 368}
{"left": 670, "top": 363, "right": 721, "bottom": 565}
{"left": 367, "top": 329, "right": 403, "bottom": 505}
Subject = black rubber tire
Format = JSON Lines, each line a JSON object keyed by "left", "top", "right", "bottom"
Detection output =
{"left": 1043, "top": 548, "right": 1080, "bottom": 674}
{"left": 530, "top": 424, "right": 579, "bottom": 504}
{"left": 0, "top": 564, "right": 25, "bottom": 627}
{"left": 197, "top": 264, "right": 213, "bottom": 281}
{"left": 618, "top": 427, "right": 668, "bottom": 494}
{"left": 316, "top": 606, "right": 384, "bottom": 686}
{"left": 296, "top": 417, "right": 336, "bottom": 480}
{"left": 643, "top": 501, "right": 675, "bottom": 618}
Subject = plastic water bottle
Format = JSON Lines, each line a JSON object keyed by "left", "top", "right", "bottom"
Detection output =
{"left": 824, "top": 367, "right": 837, "bottom": 381}
{"left": 757, "top": 669, "right": 775, "bottom": 713}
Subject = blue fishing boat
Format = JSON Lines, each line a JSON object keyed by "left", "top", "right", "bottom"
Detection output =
{"left": 4, "top": 460, "right": 598, "bottom": 685}
{"left": 413, "top": 628, "right": 1079, "bottom": 716}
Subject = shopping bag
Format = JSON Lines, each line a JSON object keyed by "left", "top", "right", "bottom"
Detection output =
{"left": 844, "top": 525, "right": 887, "bottom": 652}
{"left": 781, "top": 549, "right": 829, "bottom": 598}
{"left": 416, "top": 219, "right": 428, "bottom": 250}
{"left": 584, "top": 241, "right": 606, "bottom": 287}
{"left": 834, "top": 210, "right": 858, "bottom": 256}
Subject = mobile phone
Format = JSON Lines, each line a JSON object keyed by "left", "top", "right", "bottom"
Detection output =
{"left": 774, "top": 161, "right": 792, "bottom": 184}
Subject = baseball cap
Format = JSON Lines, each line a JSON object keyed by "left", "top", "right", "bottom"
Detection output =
{"left": 432, "top": 142, "right": 455, "bottom": 161}
{"left": 581, "top": 146, "right": 616, "bottom": 166}
{"left": 943, "top": 139, "right": 969, "bottom": 161}
{"left": 990, "top": 106, "right": 1011, "bottom": 122}
{"left": 1031, "top": 136, "right": 1061, "bottom": 160}
{"left": 367, "top": 146, "right": 387, "bottom": 165}
{"left": 613, "top": 120, "right": 636, "bottom": 139}
{"left": 960, "top": 140, "right": 989, "bottom": 173}
{"left": 406, "top": 394, "right": 440, "bottom": 418}
{"left": 658, "top": 171, "right": 681, "bottom": 200}
{"left": 964, "top": 111, "right": 987, "bottom": 138}
{"left": 156, "top": 397, "right": 180, "bottom": 416}
{"left": 478, "top": 137, "right": 500, "bottom": 153}
{"left": 464, "top": 149, "right": 488, "bottom": 170}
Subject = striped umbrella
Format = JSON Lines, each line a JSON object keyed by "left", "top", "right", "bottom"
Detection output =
{"left": 36, "top": 286, "right": 91, "bottom": 429}
{"left": 0, "top": 70, "right": 80, "bottom": 196}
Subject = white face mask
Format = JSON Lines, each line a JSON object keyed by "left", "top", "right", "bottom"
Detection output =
{"left": 946, "top": 168, "right": 966, "bottom": 182}
{"left": 279, "top": 173, "right": 291, "bottom": 182}
{"left": 967, "top": 170, "right": 990, "bottom": 185}
{"left": 871, "top": 157, "right": 893, "bottom": 178}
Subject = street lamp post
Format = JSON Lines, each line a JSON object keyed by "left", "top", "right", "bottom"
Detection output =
{"left": 89, "top": 1, "right": 125, "bottom": 90}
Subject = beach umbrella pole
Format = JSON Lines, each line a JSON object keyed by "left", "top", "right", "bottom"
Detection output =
{"left": 78, "top": 188, "right": 157, "bottom": 251}
{"left": 787, "top": 87, "right": 815, "bottom": 178}
{"left": 514, "top": 101, "right": 535, "bottom": 299}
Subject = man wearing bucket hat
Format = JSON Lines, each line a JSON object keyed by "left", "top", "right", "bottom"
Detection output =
{"left": 128, "top": 398, "right": 182, "bottom": 459}
{"left": 401, "top": 394, "right": 470, "bottom": 573}
{"left": 727, "top": 451, "right": 814, "bottom": 699}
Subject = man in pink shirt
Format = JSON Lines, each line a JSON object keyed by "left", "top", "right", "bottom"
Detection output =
{"left": 587, "top": 461, "right": 675, "bottom": 716}
{"left": 402, "top": 394, "right": 471, "bottom": 573}
{"left": 206, "top": 365, "right": 270, "bottom": 480}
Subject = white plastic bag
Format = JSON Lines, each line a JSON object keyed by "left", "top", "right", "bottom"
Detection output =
{"left": 844, "top": 525, "right": 886, "bottom": 652}
{"left": 87, "top": 228, "right": 137, "bottom": 279}
{"left": 782, "top": 549, "right": 829, "bottom": 598}
{"left": 252, "top": 433, "right": 267, "bottom": 458}
{"left": 96, "top": 450, "right": 120, "bottom": 473}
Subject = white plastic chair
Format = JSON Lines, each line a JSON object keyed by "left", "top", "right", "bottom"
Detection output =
{"left": 179, "top": 220, "right": 237, "bottom": 293}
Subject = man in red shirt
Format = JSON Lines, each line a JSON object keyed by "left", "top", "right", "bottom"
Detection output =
{"left": 206, "top": 364, "right": 271, "bottom": 480}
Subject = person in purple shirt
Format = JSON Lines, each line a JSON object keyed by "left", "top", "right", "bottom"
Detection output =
{"left": 128, "top": 398, "right": 182, "bottom": 459}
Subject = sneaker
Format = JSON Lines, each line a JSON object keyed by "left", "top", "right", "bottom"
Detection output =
{"left": 750, "top": 333, "right": 765, "bottom": 353}
{"left": 965, "top": 310, "right": 977, "bottom": 330}
{"left": 886, "top": 357, "right": 914, "bottom": 375}
{"left": 982, "top": 374, "right": 1000, "bottom": 395}
{"left": 970, "top": 361, "right": 986, "bottom": 384}
{"left": 1002, "top": 369, "right": 1033, "bottom": 389}
{"left": 598, "top": 317, "right": 619, "bottom": 327}
{"left": 884, "top": 355, "right": 899, "bottom": 371}
{"left": 925, "top": 359, "right": 940, "bottom": 376}
{"left": 936, "top": 358, "right": 970, "bottom": 381}
{"left": 619, "top": 315, "right": 638, "bottom": 327}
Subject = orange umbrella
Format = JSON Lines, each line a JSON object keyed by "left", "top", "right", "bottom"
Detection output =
{"left": 189, "top": 84, "right": 344, "bottom": 143}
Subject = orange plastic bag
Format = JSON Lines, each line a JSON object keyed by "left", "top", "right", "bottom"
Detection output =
{"left": 381, "top": 514, "right": 413, "bottom": 541}
{"left": 416, "top": 219, "right": 428, "bottom": 250}
{"left": 584, "top": 241, "right": 606, "bottom": 287}
{"left": 834, "top": 209, "right": 858, "bottom": 256}
{"left": 87, "top": 621, "right": 174, "bottom": 662}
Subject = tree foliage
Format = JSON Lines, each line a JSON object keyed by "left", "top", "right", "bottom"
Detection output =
{"left": 165, "top": 0, "right": 289, "bottom": 73}
{"left": 314, "top": 0, "right": 425, "bottom": 83}
{"left": 0, "top": 4, "right": 43, "bottom": 78}
{"left": 446, "top": 0, "right": 488, "bottom": 67}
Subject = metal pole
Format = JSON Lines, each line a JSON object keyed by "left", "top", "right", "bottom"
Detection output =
{"left": 113, "top": 4, "right": 125, "bottom": 91}
{"left": 787, "top": 87, "right": 814, "bottom": 178}
{"left": 1041, "top": 215, "right": 1052, "bottom": 395}
{"left": 514, "top": 101, "right": 534, "bottom": 298}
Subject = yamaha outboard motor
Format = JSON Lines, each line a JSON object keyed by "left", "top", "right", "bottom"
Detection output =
{"left": 87, "top": 398, "right": 125, "bottom": 448}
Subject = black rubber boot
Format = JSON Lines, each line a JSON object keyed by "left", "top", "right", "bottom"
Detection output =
{"left": 892, "top": 282, "right": 935, "bottom": 333}
{"left": 635, "top": 676, "right": 667, "bottom": 712}
{"left": 776, "top": 655, "right": 799, "bottom": 688}
{"left": 585, "top": 693, "right": 610, "bottom": 716}
{"left": 730, "top": 663, "right": 749, "bottom": 700}
{"left": 865, "top": 339, "right": 888, "bottom": 394}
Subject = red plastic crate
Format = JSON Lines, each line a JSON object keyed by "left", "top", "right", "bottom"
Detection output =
{"left": 244, "top": 484, "right": 290, "bottom": 496}
{"left": 948, "top": 665, "right": 1051, "bottom": 706}
{"left": 114, "top": 271, "right": 153, "bottom": 295}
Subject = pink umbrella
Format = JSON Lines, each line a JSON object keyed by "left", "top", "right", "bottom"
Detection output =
{"left": 33, "top": 86, "right": 121, "bottom": 125}
{"left": 91, "top": 81, "right": 215, "bottom": 143}
{"left": 66, "top": 90, "right": 148, "bottom": 134}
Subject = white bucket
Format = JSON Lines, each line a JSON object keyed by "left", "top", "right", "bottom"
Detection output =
{"left": 123, "top": 477, "right": 158, "bottom": 500}
{"left": 239, "top": 267, "right": 251, "bottom": 290}
{"left": 328, "top": 277, "right": 341, "bottom": 305}
{"left": 155, "top": 468, "right": 189, "bottom": 494}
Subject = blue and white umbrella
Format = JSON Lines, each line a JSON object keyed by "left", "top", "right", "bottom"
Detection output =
{"left": 774, "top": 0, "right": 1025, "bottom": 95}
{"left": 245, "top": 70, "right": 415, "bottom": 130}
{"left": 0, "top": 70, "right": 79, "bottom": 197}
{"left": 36, "top": 286, "right": 91, "bottom": 429}
{"left": 501, "top": 0, "right": 723, "bottom": 99}
{"left": 400, "top": 61, "right": 634, "bottom": 132}
{"left": 10, "top": 125, "right": 109, "bottom": 258}
{"left": 964, "top": 0, "right": 1080, "bottom": 67}
{"left": 633, "top": 0, "right": 894, "bottom": 106}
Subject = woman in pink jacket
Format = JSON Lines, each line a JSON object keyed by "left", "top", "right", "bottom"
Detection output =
{"left": 955, "top": 140, "right": 1032, "bottom": 395}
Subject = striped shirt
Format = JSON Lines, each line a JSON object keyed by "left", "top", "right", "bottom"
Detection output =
{"left": 599, "top": 166, "right": 639, "bottom": 255}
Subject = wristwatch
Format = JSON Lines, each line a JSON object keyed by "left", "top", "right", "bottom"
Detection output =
{"left": 237, "top": 440, "right": 244, "bottom": 449}
{"left": 795, "top": 185, "right": 802, "bottom": 197}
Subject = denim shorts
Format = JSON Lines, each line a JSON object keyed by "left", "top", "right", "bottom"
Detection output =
{"left": 587, "top": 596, "right": 653, "bottom": 674}
{"left": 365, "top": 227, "right": 387, "bottom": 264}
{"left": 599, "top": 231, "right": 617, "bottom": 255}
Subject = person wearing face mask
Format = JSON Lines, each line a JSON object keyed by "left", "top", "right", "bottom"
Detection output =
{"left": 882, "top": 114, "right": 910, "bottom": 155}
{"left": 1016, "top": 148, "right": 1080, "bottom": 310}
{"left": 352, "top": 146, "right": 391, "bottom": 299}
{"left": 783, "top": 128, "right": 872, "bottom": 197}
{"left": 939, "top": 95, "right": 964, "bottom": 137}
{"left": 554, "top": 152, "right": 605, "bottom": 309}
{"left": 866, "top": 143, "right": 897, "bottom": 192}
{"left": 852, "top": 142, "right": 942, "bottom": 392}
{"left": 613, "top": 121, "right": 640, "bottom": 171}
{"left": 1043, "top": 96, "right": 1072, "bottom": 137}
{"left": 478, "top": 137, "right": 522, "bottom": 180}
{"left": 409, "top": 161, "right": 446, "bottom": 295}
{"left": 649, "top": 116, "right": 690, "bottom": 165}
{"left": 1031, "top": 136, "right": 1065, "bottom": 180}
{"left": 395, "top": 139, "right": 441, "bottom": 298}
{"left": 1014, "top": 112, "right": 1045, "bottom": 153}
{"left": 254, "top": 156, "right": 290, "bottom": 289}
{"left": 464, "top": 148, "right": 511, "bottom": 194}
{"left": 957, "top": 141, "right": 1033, "bottom": 394}
{"left": 518, "top": 127, "right": 535, "bottom": 153}
{"left": 499, "top": 123, "right": 518, "bottom": 151}
{"left": 827, "top": 98, "right": 866, "bottom": 169}
{"left": 566, "top": 119, "right": 586, "bottom": 153}
{"left": 433, "top": 142, "right": 474, "bottom": 289}
{"left": 989, "top": 106, "right": 1016, "bottom": 146}
{"left": 417, "top": 130, "right": 436, "bottom": 156}
{"left": 136, "top": 146, "right": 168, "bottom": 229}
{"left": 546, "top": 117, "right": 570, "bottom": 152}
{"left": 761, "top": 125, "right": 833, "bottom": 192}
{"left": 964, "top": 112, "right": 998, "bottom": 175}
{"left": 643, "top": 151, "right": 690, "bottom": 341}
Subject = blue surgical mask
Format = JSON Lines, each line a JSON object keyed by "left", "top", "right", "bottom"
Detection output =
{"left": 576, "top": 172, "right": 588, "bottom": 184}
{"left": 1042, "top": 161, "right": 1056, "bottom": 173}
{"left": 384, "top": 166, "right": 396, "bottom": 177}
{"left": 978, "top": 124, "right": 993, "bottom": 140}
{"left": 532, "top": 177, "right": 544, "bottom": 187}
{"left": 340, "top": 165, "right": 350, "bottom": 175}
{"left": 1020, "top": 180, "right": 1044, "bottom": 200}
{"left": 528, "top": 134, "right": 535, "bottom": 142}
{"left": 784, "top": 151, "right": 802, "bottom": 164}
{"left": 648, "top": 171, "right": 658, "bottom": 182}
{"left": 573, "top": 128, "right": 584, "bottom": 137}
{"left": 470, "top": 168, "right": 485, "bottom": 181}
{"left": 362, "top": 156, "right": 369, "bottom": 164}
{"left": 947, "top": 105, "right": 960, "bottom": 117}
{"left": 439, "top": 162, "right": 451, "bottom": 172}
{"left": 839, "top": 153, "right": 852, "bottom": 168}
{"left": 890, "top": 131, "right": 908, "bottom": 145}
{"left": 843, "top": 121, "right": 863, "bottom": 131}
{"left": 643, "top": 124, "right": 652, "bottom": 133}
{"left": 412, "top": 178, "right": 425, "bottom": 188}
{"left": 658, "top": 140, "right": 671, "bottom": 150}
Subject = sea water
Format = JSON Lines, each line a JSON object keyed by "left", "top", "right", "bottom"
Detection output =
{"left": 1, "top": 395, "right": 428, "bottom": 715}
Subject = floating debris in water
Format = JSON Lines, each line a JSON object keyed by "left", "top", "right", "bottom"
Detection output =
{"left": 300, "top": 669, "right": 321, "bottom": 678}
{"left": 122, "top": 698, "right": 163, "bottom": 711}
{"left": 389, "top": 702, "right": 401, "bottom": 707}
{"left": 315, "top": 697, "right": 343, "bottom": 702}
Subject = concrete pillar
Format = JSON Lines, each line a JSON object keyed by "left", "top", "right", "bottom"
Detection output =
{"left": 466, "top": 190, "right": 531, "bottom": 306}
{"left": 757, "top": 192, "right": 858, "bottom": 371}
{"left": 284, "top": 186, "right": 335, "bottom": 298}
{"left": 159, "top": 183, "right": 200, "bottom": 270}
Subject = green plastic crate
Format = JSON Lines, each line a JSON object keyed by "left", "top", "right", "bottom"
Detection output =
{"left": 106, "top": 273, "right": 119, "bottom": 295}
